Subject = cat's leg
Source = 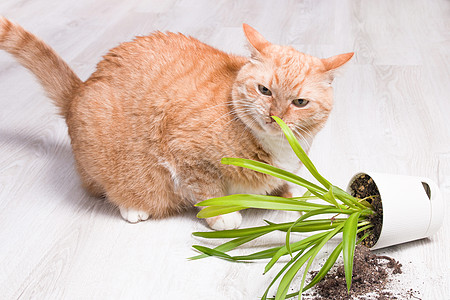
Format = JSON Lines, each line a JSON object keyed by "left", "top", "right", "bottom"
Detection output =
{"left": 75, "top": 160, "right": 105, "bottom": 197}
{"left": 177, "top": 163, "right": 243, "bottom": 230}
{"left": 81, "top": 176, "right": 105, "bottom": 198}
{"left": 119, "top": 206, "right": 150, "bottom": 223}
{"left": 104, "top": 164, "right": 184, "bottom": 224}
{"left": 205, "top": 212, "right": 242, "bottom": 231}
{"left": 110, "top": 190, "right": 177, "bottom": 224}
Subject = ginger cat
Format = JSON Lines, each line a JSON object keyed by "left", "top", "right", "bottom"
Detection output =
{"left": 0, "top": 17, "right": 353, "bottom": 230}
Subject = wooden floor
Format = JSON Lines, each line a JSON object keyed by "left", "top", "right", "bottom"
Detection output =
{"left": 1, "top": 0, "right": 449, "bottom": 299}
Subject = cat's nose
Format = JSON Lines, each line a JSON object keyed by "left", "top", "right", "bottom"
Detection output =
{"left": 269, "top": 105, "right": 284, "bottom": 119}
{"left": 268, "top": 111, "right": 281, "bottom": 122}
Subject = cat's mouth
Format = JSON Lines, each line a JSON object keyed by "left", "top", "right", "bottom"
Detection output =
{"left": 247, "top": 110, "right": 284, "bottom": 135}
{"left": 264, "top": 114, "right": 276, "bottom": 124}
{"left": 260, "top": 116, "right": 284, "bottom": 134}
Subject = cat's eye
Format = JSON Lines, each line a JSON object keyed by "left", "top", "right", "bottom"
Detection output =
{"left": 258, "top": 85, "right": 272, "bottom": 96}
{"left": 292, "top": 99, "right": 309, "bottom": 108}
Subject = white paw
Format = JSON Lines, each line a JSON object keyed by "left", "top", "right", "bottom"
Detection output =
{"left": 206, "top": 211, "right": 242, "bottom": 230}
{"left": 119, "top": 207, "right": 150, "bottom": 223}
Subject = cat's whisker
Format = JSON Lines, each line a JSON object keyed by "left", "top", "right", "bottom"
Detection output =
{"left": 297, "top": 124, "right": 315, "bottom": 143}
{"left": 214, "top": 112, "right": 247, "bottom": 136}
{"left": 205, "top": 110, "right": 236, "bottom": 129}
{"left": 203, "top": 101, "right": 235, "bottom": 111}
{"left": 294, "top": 124, "right": 313, "bottom": 141}
{"left": 237, "top": 117, "right": 257, "bottom": 140}
{"left": 292, "top": 125, "right": 313, "bottom": 150}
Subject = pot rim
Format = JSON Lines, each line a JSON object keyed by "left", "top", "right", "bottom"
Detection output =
{"left": 347, "top": 171, "right": 444, "bottom": 250}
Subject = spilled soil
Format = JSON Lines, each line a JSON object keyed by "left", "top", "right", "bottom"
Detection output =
{"left": 303, "top": 245, "right": 410, "bottom": 299}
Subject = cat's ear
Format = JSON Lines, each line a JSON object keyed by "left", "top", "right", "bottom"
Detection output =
{"left": 243, "top": 24, "right": 271, "bottom": 59}
{"left": 321, "top": 52, "right": 354, "bottom": 82}
{"left": 321, "top": 52, "right": 354, "bottom": 71}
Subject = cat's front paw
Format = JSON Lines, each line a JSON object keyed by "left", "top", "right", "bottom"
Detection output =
{"left": 206, "top": 212, "right": 242, "bottom": 230}
{"left": 119, "top": 206, "right": 150, "bottom": 223}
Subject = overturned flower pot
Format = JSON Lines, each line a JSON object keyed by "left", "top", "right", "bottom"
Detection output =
{"left": 191, "top": 117, "right": 446, "bottom": 300}
{"left": 347, "top": 172, "right": 444, "bottom": 250}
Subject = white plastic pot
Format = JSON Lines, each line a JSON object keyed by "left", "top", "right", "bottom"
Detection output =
{"left": 347, "top": 172, "right": 444, "bottom": 250}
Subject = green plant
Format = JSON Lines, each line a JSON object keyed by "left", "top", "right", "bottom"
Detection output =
{"left": 191, "top": 117, "right": 376, "bottom": 300}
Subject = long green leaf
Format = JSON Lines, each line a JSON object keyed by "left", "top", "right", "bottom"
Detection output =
{"left": 298, "top": 256, "right": 315, "bottom": 300}
{"left": 221, "top": 157, "right": 328, "bottom": 197}
{"left": 264, "top": 218, "right": 348, "bottom": 228}
{"left": 193, "top": 242, "right": 283, "bottom": 262}
{"left": 192, "top": 245, "right": 233, "bottom": 260}
{"left": 196, "top": 205, "right": 246, "bottom": 218}
{"left": 332, "top": 185, "right": 363, "bottom": 210}
{"left": 275, "top": 247, "right": 317, "bottom": 300}
{"left": 272, "top": 116, "right": 331, "bottom": 189}
{"left": 232, "top": 246, "right": 283, "bottom": 261}
{"left": 196, "top": 194, "right": 329, "bottom": 214}
{"left": 357, "top": 230, "right": 373, "bottom": 245}
{"left": 192, "top": 222, "right": 293, "bottom": 239}
{"left": 193, "top": 218, "right": 345, "bottom": 240}
{"left": 285, "top": 208, "right": 342, "bottom": 258}
{"left": 303, "top": 242, "right": 343, "bottom": 291}
{"left": 323, "top": 187, "right": 341, "bottom": 208}
{"left": 298, "top": 224, "right": 345, "bottom": 300}
{"left": 342, "top": 211, "right": 362, "bottom": 291}
{"left": 189, "top": 232, "right": 265, "bottom": 260}
{"left": 265, "top": 231, "right": 329, "bottom": 274}
{"left": 262, "top": 247, "right": 312, "bottom": 300}
{"left": 302, "top": 190, "right": 312, "bottom": 197}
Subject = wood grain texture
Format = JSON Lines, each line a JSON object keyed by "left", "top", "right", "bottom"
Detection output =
{"left": 0, "top": 0, "right": 449, "bottom": 299}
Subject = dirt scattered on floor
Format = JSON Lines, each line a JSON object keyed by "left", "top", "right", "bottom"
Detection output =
{"left": 303, "top": 245, "right": 421, "bottom": 300}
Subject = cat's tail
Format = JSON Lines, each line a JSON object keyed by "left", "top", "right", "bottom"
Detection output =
{"left": 0, "top": 17, "right": 82, "bottom": 116}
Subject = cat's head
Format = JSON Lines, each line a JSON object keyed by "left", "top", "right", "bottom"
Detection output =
{"left": 232, "top": 24, "right": 353, "bottom": 142}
